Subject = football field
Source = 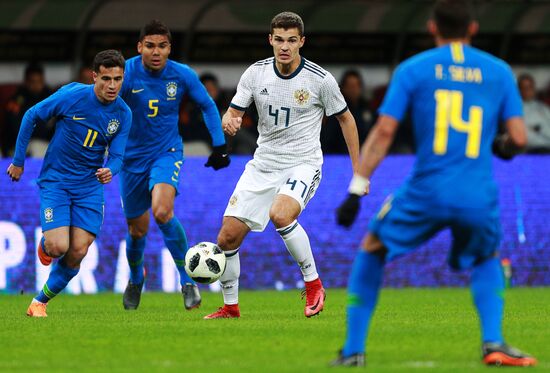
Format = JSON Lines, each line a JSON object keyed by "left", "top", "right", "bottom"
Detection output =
{"left": 1, "top": 288, "right": 548, "bottom": 372}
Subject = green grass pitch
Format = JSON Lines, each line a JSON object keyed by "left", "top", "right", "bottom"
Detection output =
{"left": 0, "top": 288, "right": 548, "bottom": 372}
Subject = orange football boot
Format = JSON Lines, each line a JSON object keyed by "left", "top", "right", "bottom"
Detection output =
{"left": 26, "top": 301, "right": 48, "bottom": 317}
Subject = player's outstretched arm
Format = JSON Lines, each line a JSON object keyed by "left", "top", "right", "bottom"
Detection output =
{"left": 185, "top": 68, "right": 226, "bottom": 149}
{"left": 204, "top": 107, "right": 242, "bottom": 171}
{"left": 493, "top": 117, "right": 527, "bottom": 160}
{"left": 11, "top": 107, "right": 43, "bottom": 170}
{"left": 10, "top": 86, "right": 66, "bottom": 175}
{"left": 336, "top": 115, "right": 399, "bottom": 227}
{"left": 335, "top": 110, "right": 360, "bottom": 173}
{"left": 356, "top": 115, "right": 399, "bottom": 180}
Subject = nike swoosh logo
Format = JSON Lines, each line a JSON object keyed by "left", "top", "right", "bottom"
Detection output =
{"left": 72, "top": 115, "right": 86, "bottom": 120}
{"left": 309, "top": 297, "right": 321, "bottom": 311}
{"left": 132, "top": 88, "right": 144, "bottom": 93}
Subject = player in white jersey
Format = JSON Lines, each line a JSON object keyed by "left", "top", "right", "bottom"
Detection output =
{"left": 204, "top": 11, "right": 360, "bottom": 319}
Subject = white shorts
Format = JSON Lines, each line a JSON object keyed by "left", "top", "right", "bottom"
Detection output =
{"left": 224, "top": 162, "right": 322, "bottom": 232}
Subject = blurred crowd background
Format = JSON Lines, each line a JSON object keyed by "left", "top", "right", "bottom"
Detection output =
{"left": 2, "top": 0, "right": 550, "bottom": 158}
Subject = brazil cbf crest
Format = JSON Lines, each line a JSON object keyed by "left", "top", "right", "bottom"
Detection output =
{"left": 166, "top": 82, "right": 178, "bottom": 99}
{"left": 107, "top": 119, "right": 120, "bottom": 135}
{"left": 294, "top": 89, "right": 310, "bottom": 105}
{"left": 44, "top": 207, "right": 53, "bottom": 223}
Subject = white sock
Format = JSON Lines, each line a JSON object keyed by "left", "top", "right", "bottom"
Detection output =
{"left": 277, "top": 220, "right": 319, "bottom": 282}
{"left": 32, "top": 298, "right": 46, "bottom": 304}
{"left": 220, "top": 248, "right": 240, "bottom": 305}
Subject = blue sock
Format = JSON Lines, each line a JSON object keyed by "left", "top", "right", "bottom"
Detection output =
{"left": 35, "top": 259, "right": 79, "bottom": 303}
{"left": 159, "top": 217, "right": 194, "bottom": 285}
{"left": 126, "top": 234, "right": 146, "bottom": 284}
{"left": 343, "top": 251, "right": 385, "bottom": 357}
{"left": 471, "top": 257, "right": 504, "bottom": 344}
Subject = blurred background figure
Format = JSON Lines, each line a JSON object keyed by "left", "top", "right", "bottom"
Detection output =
{"left": 200, "top": 72, "right": 258, "bottom": 155}
{"left": 181, "top": 72, "right": 227, "bottom": 155}
{"left": 77, "top": 66, "right": 94, "bottom": 84}
{"left": 180, "top": 72, "right": 258, "bottom": 155}
{"left": 4, "top": 63, "right": 54, "bottom": 158}
{"left": 321, "top": 69, "right": 373, "bottom": 154}
{"left": 518, "top": 73, "right": 550, "bottom": 153}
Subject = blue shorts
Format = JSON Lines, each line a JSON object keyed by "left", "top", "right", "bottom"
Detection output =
{"left": 39, "top": 182, "right": 104, "bottom": 235}
{"left": 369, "top": 192, "right": 501, "bottom": 270}
{"left": 119, "top": 152, "right": 184, "bottom": 219}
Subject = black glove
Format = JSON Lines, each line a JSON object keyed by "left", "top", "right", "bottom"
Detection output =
{"left": 205, "top": 144, "right": 230, "bottom": 170}
{"left": 492, "top": 134, "right": 514, "bottom": 161}
{"left": 336, "top": 194, "right": 361, "bottom": 227}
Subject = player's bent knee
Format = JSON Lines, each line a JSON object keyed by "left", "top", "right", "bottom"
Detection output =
{"left": 128, "top": 223, "right": 149, "bottom": 239}
{"left": 152, "top": 207, "right": 173, "bottom": 225}
{"left": 217, "top": 230, "right": 240, "bottom": 251}
{"left": 73, "top": 246, "right": 89, "bottom": 260}
{"left": 269, "top": 210, "right": 295, "bottom": 229}
{"left": 45, "top": 239, "right": 69, "bottom": 258}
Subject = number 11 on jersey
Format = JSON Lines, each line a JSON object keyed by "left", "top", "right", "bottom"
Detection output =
{"left": 83, "top": 129, "right": 98, "bottom": 147}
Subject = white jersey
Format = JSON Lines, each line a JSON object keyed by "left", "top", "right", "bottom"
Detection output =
{"left": 231, "top": 57, "right": 347, "bottom": 172}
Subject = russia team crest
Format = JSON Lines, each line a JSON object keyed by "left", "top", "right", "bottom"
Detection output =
{"left": 294, "top": 89, "right": 310, "bottom": 105}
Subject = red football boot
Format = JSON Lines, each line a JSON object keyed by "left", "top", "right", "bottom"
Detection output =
{"left": 302, "top": 278, "right": 326, "bottom": 317}
{"left": 203, "top": 304, "right": 240, "bottom": 319}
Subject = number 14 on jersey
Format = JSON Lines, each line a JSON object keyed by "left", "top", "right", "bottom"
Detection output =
{"left": 433, "top": 89, "right": 483, "bottom": 159}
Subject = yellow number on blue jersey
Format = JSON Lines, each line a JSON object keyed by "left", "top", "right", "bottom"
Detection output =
{"left": 83, "top": 129, "right": 98, "bottom": 147}
{"left": 148, "top": 99, "right": 159, "bottom": 118}
{"left": 433, "top": 89, "right": 483, "bottom": 159}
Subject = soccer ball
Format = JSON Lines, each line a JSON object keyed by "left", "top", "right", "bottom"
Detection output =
{"left": 184, "top": 242, "right": 226, "bottom": 284}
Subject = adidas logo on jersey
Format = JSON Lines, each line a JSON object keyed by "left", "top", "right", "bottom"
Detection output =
{"left": 260, "top": 88, "right": 269, "bottom": 95}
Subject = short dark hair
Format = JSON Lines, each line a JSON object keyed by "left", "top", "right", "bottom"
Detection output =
{"left": 340, "top": 69, "right": 364, "bottom": 88}
{"left": 270, "top": 12, "right": 304, "bottom": 36}
{"left": 93, "top": 49, "right": 125, "bottom": 72}
{"left": 200, "top": 72, "right": 219, "bottom": 86}
{"left": 433, "top": 0, "right": 474, "bottom": 39}
{"left": 518, "top": 73, "right": 535, "bottom": 86}
{"left": 140, "top": 19, "right": 172, "bottom": 42}
{"left": 24, "top": 63, "right": 44, "bottom": 80}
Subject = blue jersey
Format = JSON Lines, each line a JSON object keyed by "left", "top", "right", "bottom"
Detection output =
{"left": 120, "top": 56, "right": 225, "bottom": 172}
{"left": 13, "top": 83, "right": 132, "bottom": 187}
{"left": 380, "top": 43, "right": 523, "bottom": 208}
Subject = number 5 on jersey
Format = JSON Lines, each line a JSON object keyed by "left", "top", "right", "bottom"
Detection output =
{"left": 148, "top": 99, "right": 159, "bottom": 118}
{"left": 433, "top": 89, "right": 483, "bottom": 159}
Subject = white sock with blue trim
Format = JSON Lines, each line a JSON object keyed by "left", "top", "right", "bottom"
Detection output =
{"left": 277, "top": 220, "right": 319, "bottom": 282}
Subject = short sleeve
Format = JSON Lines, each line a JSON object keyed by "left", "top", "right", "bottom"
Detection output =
{"left": 230, "top": 65, "right": 255, "bottom": 111}
{"left": 319, "top": 72, "right": 347, "bottom": 116}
